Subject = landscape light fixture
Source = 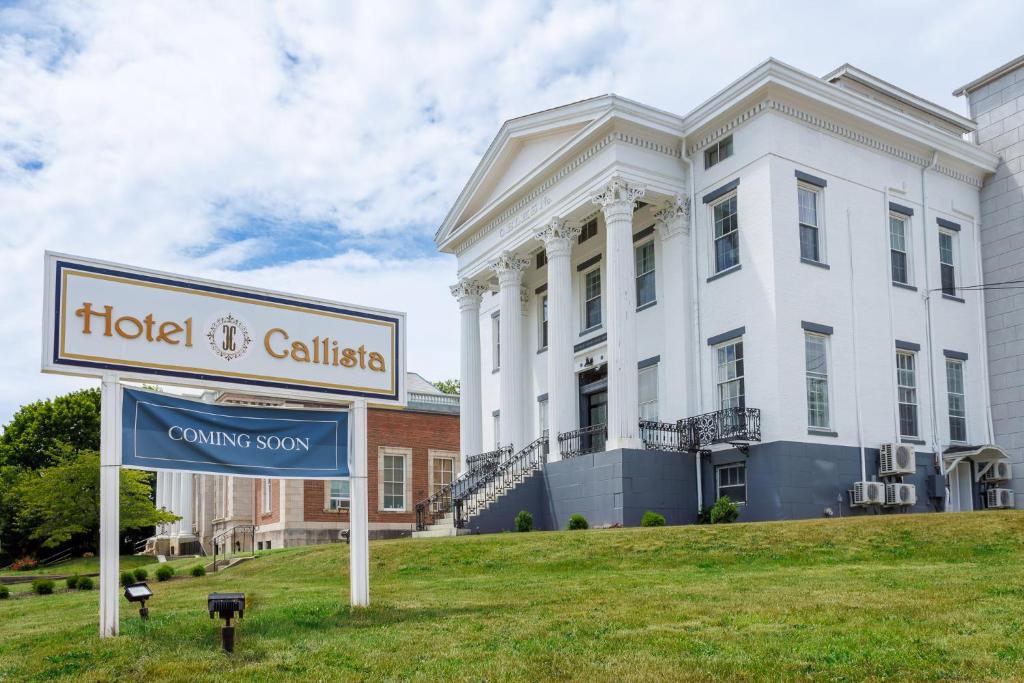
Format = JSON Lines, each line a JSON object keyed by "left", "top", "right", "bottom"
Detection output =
{"left": 207, "top": 592, "right": 245, "bottom": 653}
{"left": 123, "top": 582, "right": 153, "bottom": 620}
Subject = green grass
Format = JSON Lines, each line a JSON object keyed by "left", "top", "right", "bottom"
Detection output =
{"left": 1, "top": 511, "right": 1023, "bottom": 681}
{"left": 1, "top": 555, "right": 153, "bottom": 578}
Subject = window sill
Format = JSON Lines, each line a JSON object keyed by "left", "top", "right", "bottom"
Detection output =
{"left": 636, "top": 300, "right": 657, "bottom": 313}
{"left": 892, "top": 281, "right": 918, "bottom": 292}
{"left": 380, "top": 509, "right": 407, "bottom": 514}
{"left": 900, "top": 438, "right": 926, "bottom": 445}
{"left": 492, "top": 367, "right": 500, "bottom": 374}
{"left": 580, "top": 325, "right": 603, "bottom": 337}
{"left": 800, "top": 258, "right": 830, "bottom": 270}
{"left": 707, "top": 264, "right": 741, "bottom": 283}
{"left": 942, "top": 293, "right": 965, "bottom": 303}
{"left": 808, "top": 429, "right": 839, "bottom": 437}
{"left": 536, "top": 346, "right": 548, "bottom": 355}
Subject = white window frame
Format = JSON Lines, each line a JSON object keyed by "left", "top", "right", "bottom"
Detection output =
{"left": 939, "top": 229, "right": 958, "bottom": 296}
{"left": 491, "top": 314, "right": 500, "bottom": 371}
{"left": 538, "top": 398, "right": 549, "bottom": 436}
{"left": 493, "top": 413, "right": 501, "bottom": 449}
{"left": 715, "top": 462, "right": 746, "bottom": 504}
{"left": 798, "top": 183, "right": 825, "bottom": 263}
{"left": 577, "top": 217, "right": 598, "bottom": 244}
{"left": 635, "top": 238, "right": 656, "bottom": 308}
{"left": 946, "top": 359, "right": 967, "bottom": 443}
{"left": 261, "top": 478, "right": 272, "bottom": 514}
{"left": 428, "top": 450, "right": 459, "bottom": 498}
{"left": 582, "top": 265, "right": 602, "bottom": 332}
{"left": 711, "top": 192, "right": 739, "bottom": 275}
{"left": 889, "top": 213, "right": 913, "bottom": 286}
{"left": 325, "top": 479, "right": 350, "bottom": 511}
{"left": 715, "top": 338, "right": 745, "bottom": 411}
{"left": 538, "top": 294, "right": 548, "bottom": 350}
{"left": 805, "top": 332, "right": 831, "bottom": 431}
{"left": 704, "top": 135, "right": 733, "bottom": 169}
{"left": 638, "top": 363, "right": 659, "bottom": 421}
{"left": 896, "top": 351, "right": 919, "bottom": 438}
{"left": 378, "top": 446, "right": 412, "bottom": 513}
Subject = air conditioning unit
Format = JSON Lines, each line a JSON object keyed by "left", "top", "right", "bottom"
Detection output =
{"left": 880, "top": 443, "right": 916, "bottom": 476}
{"left": 987, "top": 488, "right": 1015, "bottom": 509}
{"left": 884, "top": 483, "right": 917, "bottom": 507}
{"left": 852, "top": 481, "right": 885, "bottom": 506}
{"left": 982, "top": 460, "right": 1013, "bottom": 482}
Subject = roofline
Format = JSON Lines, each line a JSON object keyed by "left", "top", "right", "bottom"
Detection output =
{"left": 825, "top": 63, "right": 975, "bottom": 132}
{"left": 954, "top": 53, "right": 1024, "bottom": 96}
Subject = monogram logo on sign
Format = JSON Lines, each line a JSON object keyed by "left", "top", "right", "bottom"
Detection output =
{"left": 207, "top": 314, "right": 253, "bottom": 362}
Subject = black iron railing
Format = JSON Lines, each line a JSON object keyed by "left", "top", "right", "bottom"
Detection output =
{"left": 452, "top": 436, "right": 548, "bottom": 528}
{"left": 558, "top": 423, "right": 607, "bottom": 458}
{"left": 211, "top": 524, "right": 255, "bottom": 572}
{"left": 639, "top": 420, "right": 690, "bottom": 451}
{"left": 416, "top": 445, "right": 513, "bottom": 531}
{"left": 678, "top": 407, "right": 761, "bottom": 448}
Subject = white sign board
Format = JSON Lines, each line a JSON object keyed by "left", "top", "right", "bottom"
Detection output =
{"left": 42, "top": 252, "right": 406, "bottom": 404}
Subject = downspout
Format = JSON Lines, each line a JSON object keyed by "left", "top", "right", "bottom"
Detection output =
{"left": 921, "top": 152, "right": 942, "bottom": 460}
{"left": 845, "top": 209, "right": 867, "bottom": 482}
{"left": 972, "top": 215, "right": 996, "bottom": 444}
{"left": 883, "top": 189, "right": 901, "bottom": 444}
{"left": 684, "top": 142, "right": 704, "bottom": 514}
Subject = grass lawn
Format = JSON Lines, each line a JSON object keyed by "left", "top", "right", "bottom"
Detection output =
{"left": 1, "top": 511, "right": 1023, "bottom": 681}
{"left": 1, "top": 555, "right": 154, "bottom": 578}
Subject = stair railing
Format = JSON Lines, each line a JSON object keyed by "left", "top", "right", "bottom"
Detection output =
{"left": 453, "top": 435, "right": 548, "bottom": 528}
{"left": 211, "top": 524, "right": 256, "bottom": 572}
{"left": 415, "top": 445, "right": 513, "bottom": 531}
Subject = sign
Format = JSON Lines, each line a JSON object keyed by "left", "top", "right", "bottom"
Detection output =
{"left": 42, "top": 252, "right": 405, "bottom": 404}
{"left": 121, "top": 388, "right": 349, "bottom": 478}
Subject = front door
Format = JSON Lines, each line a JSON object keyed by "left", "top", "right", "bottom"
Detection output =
{"left": 950, "top": 461, "right": 974, "bottom": 512}
{"left": 587, "top": 391, "right": 607, "bottom": 452}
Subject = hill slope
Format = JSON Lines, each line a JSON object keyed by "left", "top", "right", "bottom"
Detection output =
{"left": 1, "top": 511, "right": 1023, "bottom": 681}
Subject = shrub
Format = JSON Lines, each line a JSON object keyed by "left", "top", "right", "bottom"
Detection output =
{"left": 65, "top": 575, "right": 81, "bottom": 590}
{"left": 155, "top": 565, "right": 175, "bottom": 582}
{"left": 82, "top": 552, "right": 94, "bottom": 559}
{"left": 641, "top": 511, "right": 666, "bottom": 527}
{"left": 31, "top": 579, "right": 55, "bottom": 595}
{"left": 0, "top": 585, "right": 9, "bottom": 599}
{"left": 133, "top": 567, "right": 148, "bottom": 582}
{"left": 190, "top": 564, "right": 206, "bottom": 577}
{"left": 515, "top": 510, "right": 534, "bottom": 532}
{"left": 567, "top": 514, "right": 589, "bottom": 530}
{"left": 77, "top": 576, "right": 94, "bottom": 590}
{"left": 697, "top": 506, "right": 711, "bottom": 525}
{"left": 120, "top": 571, "right": 135, "bottom": 588}
{"left": 11, "top": 557, "right": 38, "bottom": 571}
{"left": 709, "top": 496, "right": 739, "bottom": 524}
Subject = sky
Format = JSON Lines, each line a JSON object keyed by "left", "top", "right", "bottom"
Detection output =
{"left": 1, "top": 0, "right": 1022, "bottom": 424}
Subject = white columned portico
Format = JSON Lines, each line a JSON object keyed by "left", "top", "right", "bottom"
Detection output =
{"left": 535, "top": 217, "right": 582, "bottom": 460}
{"left": 178, "top": 473, "right": 194, "bottom": 540}
{"left": 170, "top": 471, "right": 181, "bottom": 536}
{"left": 653, "top": 194, "right": 692, "bottom": 420}
{"left": 155, "top": 471, "right": 166, "bottom": 536}
{"left": 592, "top": 175, "right": 645, "bottom": 450}
{"left": 490, "top": 251, "right": 530, "bottom": 452}
{"left": 451, "top": 279, "right": 487, "bottom": 469}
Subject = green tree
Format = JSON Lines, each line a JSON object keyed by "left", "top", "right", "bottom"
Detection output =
{"left": 433, "top": 379, "right": 460, "bottom": 395}
{"left": 14, "top": 450, "right": 178, "bottom": 549}
{"left": 0, "top": 388, "right": 100, "bottom": 470}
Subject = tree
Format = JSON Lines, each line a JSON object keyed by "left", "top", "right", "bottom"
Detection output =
{"left": 433, "top": 379, "right": 460, "bottom": 395}
{"left": 0, "top": 389, "right": 100, "bottom": 470}
{"left": 13, "top": 450, "right": 178, "bottom": 549}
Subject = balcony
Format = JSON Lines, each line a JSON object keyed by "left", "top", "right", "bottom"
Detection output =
{"left": 558, "top": 424, "right": 607, "bottom": 458}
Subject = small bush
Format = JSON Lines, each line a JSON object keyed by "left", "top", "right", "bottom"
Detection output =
{"left": 65, "top": 575, "right": 80, "bottom": 590}
{"left": 190, "top": 564, "right": 206, "bottom": 577}
{"left": 133, "top": 567, "right": 148, "bottom": 582}
{"left": 31, "top": 579, "right": 55, "bottom": 595}
{"left": 0, "top": 585, "right": 9, "bottom": 599}
{"left": 120, "top": 571, "right": 135, "bottom": 587}
{"left": 567, "top": 514, "right": 589, "bottom": 530}
{"left": 697, "top": 506, "right": 711, "bottom": 524}
{"left": 155, "top": 565, "right": 175, "bottom": 582}
{"left": 515, "top": 510, "right": 534, "bottom": 532}
{"left": 11, "top": 557, "right": 38, "bottom": 571}
{"left": 77, "top": 576, "right": 94, "bottom": 590}
{"left": 709, "top": 496, "right": 739, "bottom": 524}
{"left": 82, "top": 552, "right": 94, "bottom": 559}
{"left": 641, "top": 511, "right": 666, "bottom": 527}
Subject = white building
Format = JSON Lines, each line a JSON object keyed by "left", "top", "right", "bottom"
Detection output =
{"left": 430, "top": 58, "right": 1015, "bottom": 532}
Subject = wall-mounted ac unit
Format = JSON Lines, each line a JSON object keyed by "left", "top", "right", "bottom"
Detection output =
{"left": 880, "top": 443, "right": 916, "bottom": 476}
{"left": 982, "top": 460, "right": 1013, "bottom": 482}
{"left": 884, "top": 482, "right": 917, "bottom": 507}
{"left": 987, "top": 488, "right": 1015, "bottom": 509}
{"left": 852, "top": 481, "right": 885, "bottom": 506}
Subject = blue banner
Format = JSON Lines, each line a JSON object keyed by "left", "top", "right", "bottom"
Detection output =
{"left": 121, "top": 388, "right": 348, "bottom": 478}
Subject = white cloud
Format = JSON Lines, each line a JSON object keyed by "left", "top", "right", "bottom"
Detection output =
{"left": 1, "top": 0, "right": 1022, "bottom": 420}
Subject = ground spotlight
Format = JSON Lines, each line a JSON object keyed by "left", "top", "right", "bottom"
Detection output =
{"left": 208, "top": 592, "right": 245, "bottom": 653}
{"left": 123, "top": 582, "right": 153, "bottom": 620}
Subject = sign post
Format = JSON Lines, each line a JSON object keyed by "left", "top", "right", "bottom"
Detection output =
{"left": 99, "top": 374, "right": 120, "bottom": 637}
{"left": 349, "top": 399, "right": 369, "bottom": 606}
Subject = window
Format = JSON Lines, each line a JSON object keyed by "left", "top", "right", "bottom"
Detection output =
{"left": 946, "top": 359, "right": 966, "bottom": 442}
{"left": 712, "top": 194, "right": 739, "bottom": 274}
{"left": 538, "top": 295, "right": 548, "bottom": 349}
{"left": 704, "top": 135, "right": 733, "bottom": 169}
{"left": 493, "top": 413, "right": 501, "bottom": 448}
{"left": 328, "top": 479, "right": 350, "bottom": 511}
{"left": 381, "top": 451, "right": 406, "bottom": 511}
{"left": 635, "top": 240, "right": 656, "bottom": 307}
{"left": 536, "top": 251, "right": 547, "bottom": 269}
{"left": 583, "top": 268, "right": 601, "bottom": 330}
{"left": 716, "top": 463, "right": 746, "bottom": 504}
{"left": 638, "top": 364, "right": 659, "bottom": 421}
{"left": 890, "top": 214, "right": 910, "bottom": 285}
{"left": 538, "top": 398, "right": 549, "bottom": 436}
{"left": 261, "top": 479, "right": 271, "bottom": 514}
{"left": 798, "top": 185, "right": 822, "bottom": 262}
{"left": 431, "top": 456, "right": 455, "bottom": 497}
{"left": 578, "top": 218, "right": 598, "bottom": 244}
{"left": 492, "top": 315, "right": 500, "bottom": 370}
{"left": 716, "top": 340, "right": 745, "bottom": 410}
{"left": 896, "top": 351, "right": 918, "bottom": 438}
{"left": 939, "top": 231, "right": 956, "bottom": 296}
{"left": 805, "top": 333, "right": 830, "bottom": 429}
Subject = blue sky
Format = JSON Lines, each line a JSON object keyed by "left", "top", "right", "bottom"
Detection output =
{"left": 1, "top": 0, "right": 1023, "bottom": 423}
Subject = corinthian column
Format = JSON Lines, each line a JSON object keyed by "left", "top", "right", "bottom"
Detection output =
{"left": 450, "top": 279, "right": 488, "bottom": 470}
{"left": 592, "top": 175, "right": 645, "bottom": 450}
{"left": 654, "top": 194, "right": 692, "bottom": 421}
{"left": 535, "top": 217, "right": 582, "bottom": 460}
{"left": 490, "top": 251, "right": 530, "bottom": 452}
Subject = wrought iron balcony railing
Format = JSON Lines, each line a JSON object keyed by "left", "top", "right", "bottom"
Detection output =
{"left": 557, "top": 423, "right": 607, "bottom": 459}
{"left": 677, "top": 407, "right": 761, "bottom": 448}
{"left": 639, "top": 420, "right": 690, "bottom": 452}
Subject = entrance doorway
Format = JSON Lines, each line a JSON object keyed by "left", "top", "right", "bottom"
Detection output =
{"left": 579, "top": 365, "right": 607, "bottom": 452}
{"left": 949, "top": 461, "right": 974, "bottom": 512}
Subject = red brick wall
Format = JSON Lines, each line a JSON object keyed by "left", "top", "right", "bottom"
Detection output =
{"left": 303, "top": 407, "right": 460, "bottom": 524}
